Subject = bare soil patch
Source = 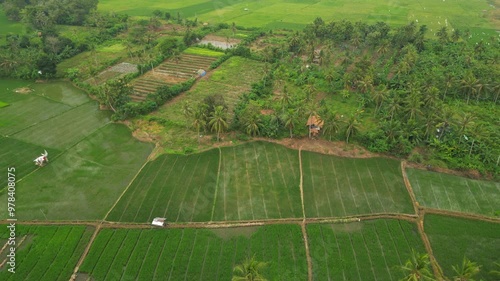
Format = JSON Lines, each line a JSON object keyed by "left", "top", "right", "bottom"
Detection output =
{"left": 14, "top": 87, "right": 33, "bottom": 94}
{"left": 259, "top": 137, "right": 378, "bottom": 158}
{"left": 198, "top": 35, "right": 241, "bottom": 49}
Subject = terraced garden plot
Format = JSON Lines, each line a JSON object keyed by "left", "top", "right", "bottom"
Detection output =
{"left": 307, "top": 219, "right": 427, "bottom": 281}
{"left": 407, "top": 168, "right": 500, "bottom": 217}
{"left": 0, "top": 137, "right": 61, "bottom": 189}
{"left": 214, "top": 142, "right": 302, "bottom": 221}
{"left": 0, "top": 124, "right": 153, "bottom": 220}
{"left": 130, "top": 53, "right": 220, "bottom": 102}
{"left": 302, "top": 152, "right": 414, "bottom": 218}
{"left": 12, "top": 102, "right": 111, "bottom": 149}
{"left": 78, "top": 224, "right": 307, "bottom": 281}
{"left": 106, "top": 148, "right": 220, "bottom": 223}
{"left": 155, "top": 56, "right": 266, "bottom": 124}
{"left": 0, "top": 225, "right": 93, "bottom": 281}
{"left": 425, "top": 214, "right": 500, "bottom": 281}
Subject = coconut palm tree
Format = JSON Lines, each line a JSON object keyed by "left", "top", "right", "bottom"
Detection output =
{"left": 452, "top": 257, "right": 481, "bottom": 281}
{"left": 181, "top": 101, "right": 193, "bottom": 128}
{"left": 282, "top": 109, "right": 296, "bottom": 138}
{"left": 192, "top": 107, "right": 206, "bottom": 143}
{"left": 372, "top": 85, "right": 389, "bottom": 115}
{"left": 460, "top": 72, "right": 479, "bottom": 104}
{"left": 344, "top": 111, "right": 360, "bottom": 144}
{"left": 399, "top": 250, "right": 435, "bottom": 281}
{"left": 209, "top": 105, "right": 228, "bottom": 142}
{"left": 232, "top": 255, "right": 268, "bottom": 281}
{"left": 322, "top": 111, "right": 340, "bottom": 141}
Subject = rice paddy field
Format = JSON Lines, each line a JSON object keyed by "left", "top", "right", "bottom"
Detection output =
{"left": 307, "top": 219, "right": 427, "bottom": 281}
{"left": 407, "top": 168, "right": 500, "bottom": 217}
{"left": 107, "top": 141, "right": 302, "bottom": 222}
{"left": 98, "top": 0, "right": 498, "bottom": 38}
{"left": 78, "top": 224, "right": 307, "bottom": 281}
{"left": 302, "top": 151, "right": 414, "bottom": 218}
{"left": 0, "top": 225, "right": 94, "bottom": 281}
{"left": 425, "top": 214, "right": 500, "bottom": 281}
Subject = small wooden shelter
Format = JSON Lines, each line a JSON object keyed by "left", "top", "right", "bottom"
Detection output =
{"left": 306, "top": 115, "right": 324, "bottom": 137}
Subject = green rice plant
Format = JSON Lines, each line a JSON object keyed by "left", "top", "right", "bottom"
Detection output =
{"left": 0, "top": 225, "right": 93, "bottom": 281}
{"left": 0, "top": 124, "right": 154, "bottom": 221}
{"left": 78, "top": 224, "right": 307, "bottom": 280}
{"left": 425, "top": 214, "right": 500, "bottom": 281}
{"left": 407, "top": 168, "right": 500, "bottom": 217}
{"left": 184, "top": 47, "right": 224, "bottom": 57}
{"left": 308, "top": 219, "right": 427, "bottom": 281}
{"left": 302, "top": 151, "right": 414, "bottom": 218}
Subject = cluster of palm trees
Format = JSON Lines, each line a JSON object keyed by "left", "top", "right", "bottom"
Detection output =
{"left": 399, "top": 250, "right": 499, "bottom": 281}
{"left": 182, "top": 99, "right": 229, "bottom": 142}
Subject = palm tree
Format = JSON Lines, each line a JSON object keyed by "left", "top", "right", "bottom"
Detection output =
{"left": 456, "top": 112, "right": 477, "bottom": 141}
{"left": 192, "top": 107, "right": 206, "bottom": 143}
{"left": 232, "top": 255, "right": 268, "bottom": 281}
{"left": 209, "top": 105, "right": 228, "bottom": 142}
{"left": 181, "top": 101, "right": 193, "bottom": 128}
{"left": 460, "top": 73, "right": 479, "bottom": 104}
{"left": 372, "top": 85, "right": 389, "bottom": 115}
{"left": 242, "top": 110, "right": 262, "bottom": 137}
{"left": 399, "top": 250, "right": 435, "bottom": 281}
{"left": 344, "top": 111, "right": 360, "bottom": 144}
{"left": 322, "top": 111, "right": 340, "bottom": 141}
{"left": 282, "top": 109, "right": 296, "bottom": 138}
{"left": 377, "top": 39, "right": 390, "bottom": 55}
{"left": 452, "top": 257, "right": 481, "bottom": 281}
{"left": 405, "top": 92, "right": 423, "bottom": 122}
{"left": 386, "top": 96, "right": 402, "bottom": 122}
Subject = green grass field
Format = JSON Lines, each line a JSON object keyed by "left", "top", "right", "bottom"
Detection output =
{"left": 302, "top": 151, "right": 414, "bottom": 218}
{"left": 0, "top": 225, "right": 94, "bottom": 281}
{"left": 184, "top": 46, "right": 224, "bottom": 57}
{"left": 407, "top": 168, "right": 500, "bottom": 217}
{"left": 98, "top": 0, "right": 497, "bottom": 36}
{"left": 425, "top": 214, "right": 500, "bottom": 281}
{"left": 108, "top": 141, "right": 302, "bottom": 222}
{"left": 78, "top": 224, "right": 307, "bottom": 280}
{"left": 0, "top": 124, "right": 153, "bottom": 220}
{"left": 308, "top": 219, "right": 427, "bottom": 281}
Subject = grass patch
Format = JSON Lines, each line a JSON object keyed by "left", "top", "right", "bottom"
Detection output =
{"left": 0, "top": 225, "right": 94, "bottom": 281}
{"left": 0, "top": 101, "right": 8, "bottom": 108}
{"left": 407, "top": 168, "right": 500, "bottom": 217}
{"left": 79, "top": 224, "right": 307, "bottom": 280}
{"left": 184, "top": 46, "right": 224, "bottom": 57}
{"left": 0, "top": 124, "right": 153, "bottom": 220}
{"left": 302, "top": 151, "right": 414, "bottom": 217}
{"left": 308, "top": 219, "right": 427, "bottom": 280}
{"left": 0, "top": 9, "right": 25, "bottom": 45}
{"left": 425, "top": 214, "right": 500, "bottom": 281}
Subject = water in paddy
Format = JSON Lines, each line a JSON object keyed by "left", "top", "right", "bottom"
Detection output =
{"left": 0, "top": 79, "right": 90, "bottom": 106}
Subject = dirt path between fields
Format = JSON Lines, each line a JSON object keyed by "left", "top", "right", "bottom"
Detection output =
{"left": 298, "top": 147, "right": 314, "bottom": 281}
